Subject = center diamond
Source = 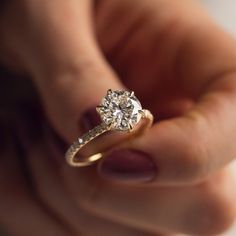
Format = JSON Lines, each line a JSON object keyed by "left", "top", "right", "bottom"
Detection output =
{"left": 97, "top": 90, "right": 142, "bottom": 131}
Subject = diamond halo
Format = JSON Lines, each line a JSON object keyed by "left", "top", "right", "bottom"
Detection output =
{"left": 96, "top": 89, "right": 143, "bottom": 131}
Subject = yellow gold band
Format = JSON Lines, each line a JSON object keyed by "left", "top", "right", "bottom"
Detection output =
{"left": 65, "top": 109, "right": 153, "bottom": 167}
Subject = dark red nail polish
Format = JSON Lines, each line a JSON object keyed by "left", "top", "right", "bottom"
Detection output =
{"left": 81, "top": 106, "right": 101, "bottom": 132}
{"left": 99, "top": 149, "right": 157, "bottom": 183}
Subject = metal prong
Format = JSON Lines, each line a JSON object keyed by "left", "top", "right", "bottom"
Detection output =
{"left": 96, "top": 106, "right": 102, "bottom": 113}
{"left": 107, "top": 89, "right": 112, "bottom": 95}
{"left": 130, "top": 91, "right": 134, "bottom": 97}
{"left": 128, "top": 123, "right": 134, "bottom": 131}
{"left": 106, "top": 123, "right": 113, "bottom": 131}
{"left": 138, "top": 109, "right": 145, "bottom": 117}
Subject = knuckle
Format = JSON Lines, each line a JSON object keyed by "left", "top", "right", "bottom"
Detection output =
{"left": 178, "top": 141, "right": 209, "bottom": 184}
{"left": 172, "top": 112, "right": 213, "bottom": 184}
{"left": 54, "top": 57, "right": 105, "bottom": 85}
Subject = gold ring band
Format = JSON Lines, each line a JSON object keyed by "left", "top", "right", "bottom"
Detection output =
{"left": 65, "top": 109, "right": 153, "bottom": 167}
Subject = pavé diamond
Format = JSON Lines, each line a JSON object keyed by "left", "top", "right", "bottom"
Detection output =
{"left": 97, "top": 90, "right": 142, "bottom": 131}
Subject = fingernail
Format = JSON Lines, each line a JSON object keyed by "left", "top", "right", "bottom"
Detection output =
{"left": 99, "top": 149, "right": 157, "bottom": 183}
{"left": 80, "top": 106, "right": 101, "bottom": 132}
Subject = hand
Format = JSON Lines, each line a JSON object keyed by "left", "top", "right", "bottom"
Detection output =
{"left": 1, "top": 0, "right": 236, "bottom": 235}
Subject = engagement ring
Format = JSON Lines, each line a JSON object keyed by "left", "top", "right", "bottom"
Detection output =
{"left": 65, "top": 89, "right": 153, "bottom": 167}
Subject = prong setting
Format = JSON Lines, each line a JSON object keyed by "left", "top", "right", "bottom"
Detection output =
{"left": 107, "top": 89, "right": 112, "bottom": 95}
{"left": 98, "top": 90, "right": 142, "bottom": 131}
{"left": 65, "top": 89, "right": 154, "bottom": 167}
{"left": 138, "top": 109, "right": 146, "bottom": 117}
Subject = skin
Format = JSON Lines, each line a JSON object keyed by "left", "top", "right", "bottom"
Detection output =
{"left": 1, "top": 0, "right": 236, "bottom": 235}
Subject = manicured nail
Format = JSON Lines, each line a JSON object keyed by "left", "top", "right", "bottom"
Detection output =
{"left": 99, "top": 149, "right": 157, "bottom": 183}
{"left": 81, "top": 106, "right": 101, "bottom": 132}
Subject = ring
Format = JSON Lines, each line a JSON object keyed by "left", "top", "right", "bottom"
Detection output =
{"left": 65, "top": 89, "right": 154, "bottom": 167}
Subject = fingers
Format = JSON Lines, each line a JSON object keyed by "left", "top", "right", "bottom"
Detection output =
{"left": 16, "top": 109, "right": 153, "bottom": 236}
{"left": 29, "top": 0, "right": 123, "bottom": 142}
{"left": 4, "top": 0, "right": 124, "bottom": 142}
{"left": 0, "top": 123, "right": 71, "bottom": 236}
{"left": 99, "top": 75, "right": 236, "bottom": 185}
{"left": 3, "top": 106, "right": 236, "bottom": 236}
{"left": 97, "top": 1, "right": 236, "bottom": 185}
{"left": 68, "top": 167, "right": 236, "bottom": 235}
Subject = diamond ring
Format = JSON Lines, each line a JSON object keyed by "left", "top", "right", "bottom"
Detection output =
{"left": 65, "top": 89, "right": 154, "bottom": 167}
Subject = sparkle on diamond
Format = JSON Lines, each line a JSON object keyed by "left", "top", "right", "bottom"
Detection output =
{"left": 97, "top": 90, "right": 142, "bottom": 131}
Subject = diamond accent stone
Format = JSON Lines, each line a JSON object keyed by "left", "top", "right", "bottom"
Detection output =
{"left": 97, "top": 90, "right": 142, "bottom": 131}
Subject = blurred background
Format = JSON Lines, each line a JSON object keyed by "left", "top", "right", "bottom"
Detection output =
{"left": 202, "top": 0, "right": 236, "bottom": 37}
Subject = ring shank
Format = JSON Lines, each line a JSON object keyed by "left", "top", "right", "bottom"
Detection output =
{"left": 65, "top": 109, "right": 153, "bottom": 167}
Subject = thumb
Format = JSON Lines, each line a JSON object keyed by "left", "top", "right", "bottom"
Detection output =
{"left": 20, "top": 0, "right": 124, "bottom": 142}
